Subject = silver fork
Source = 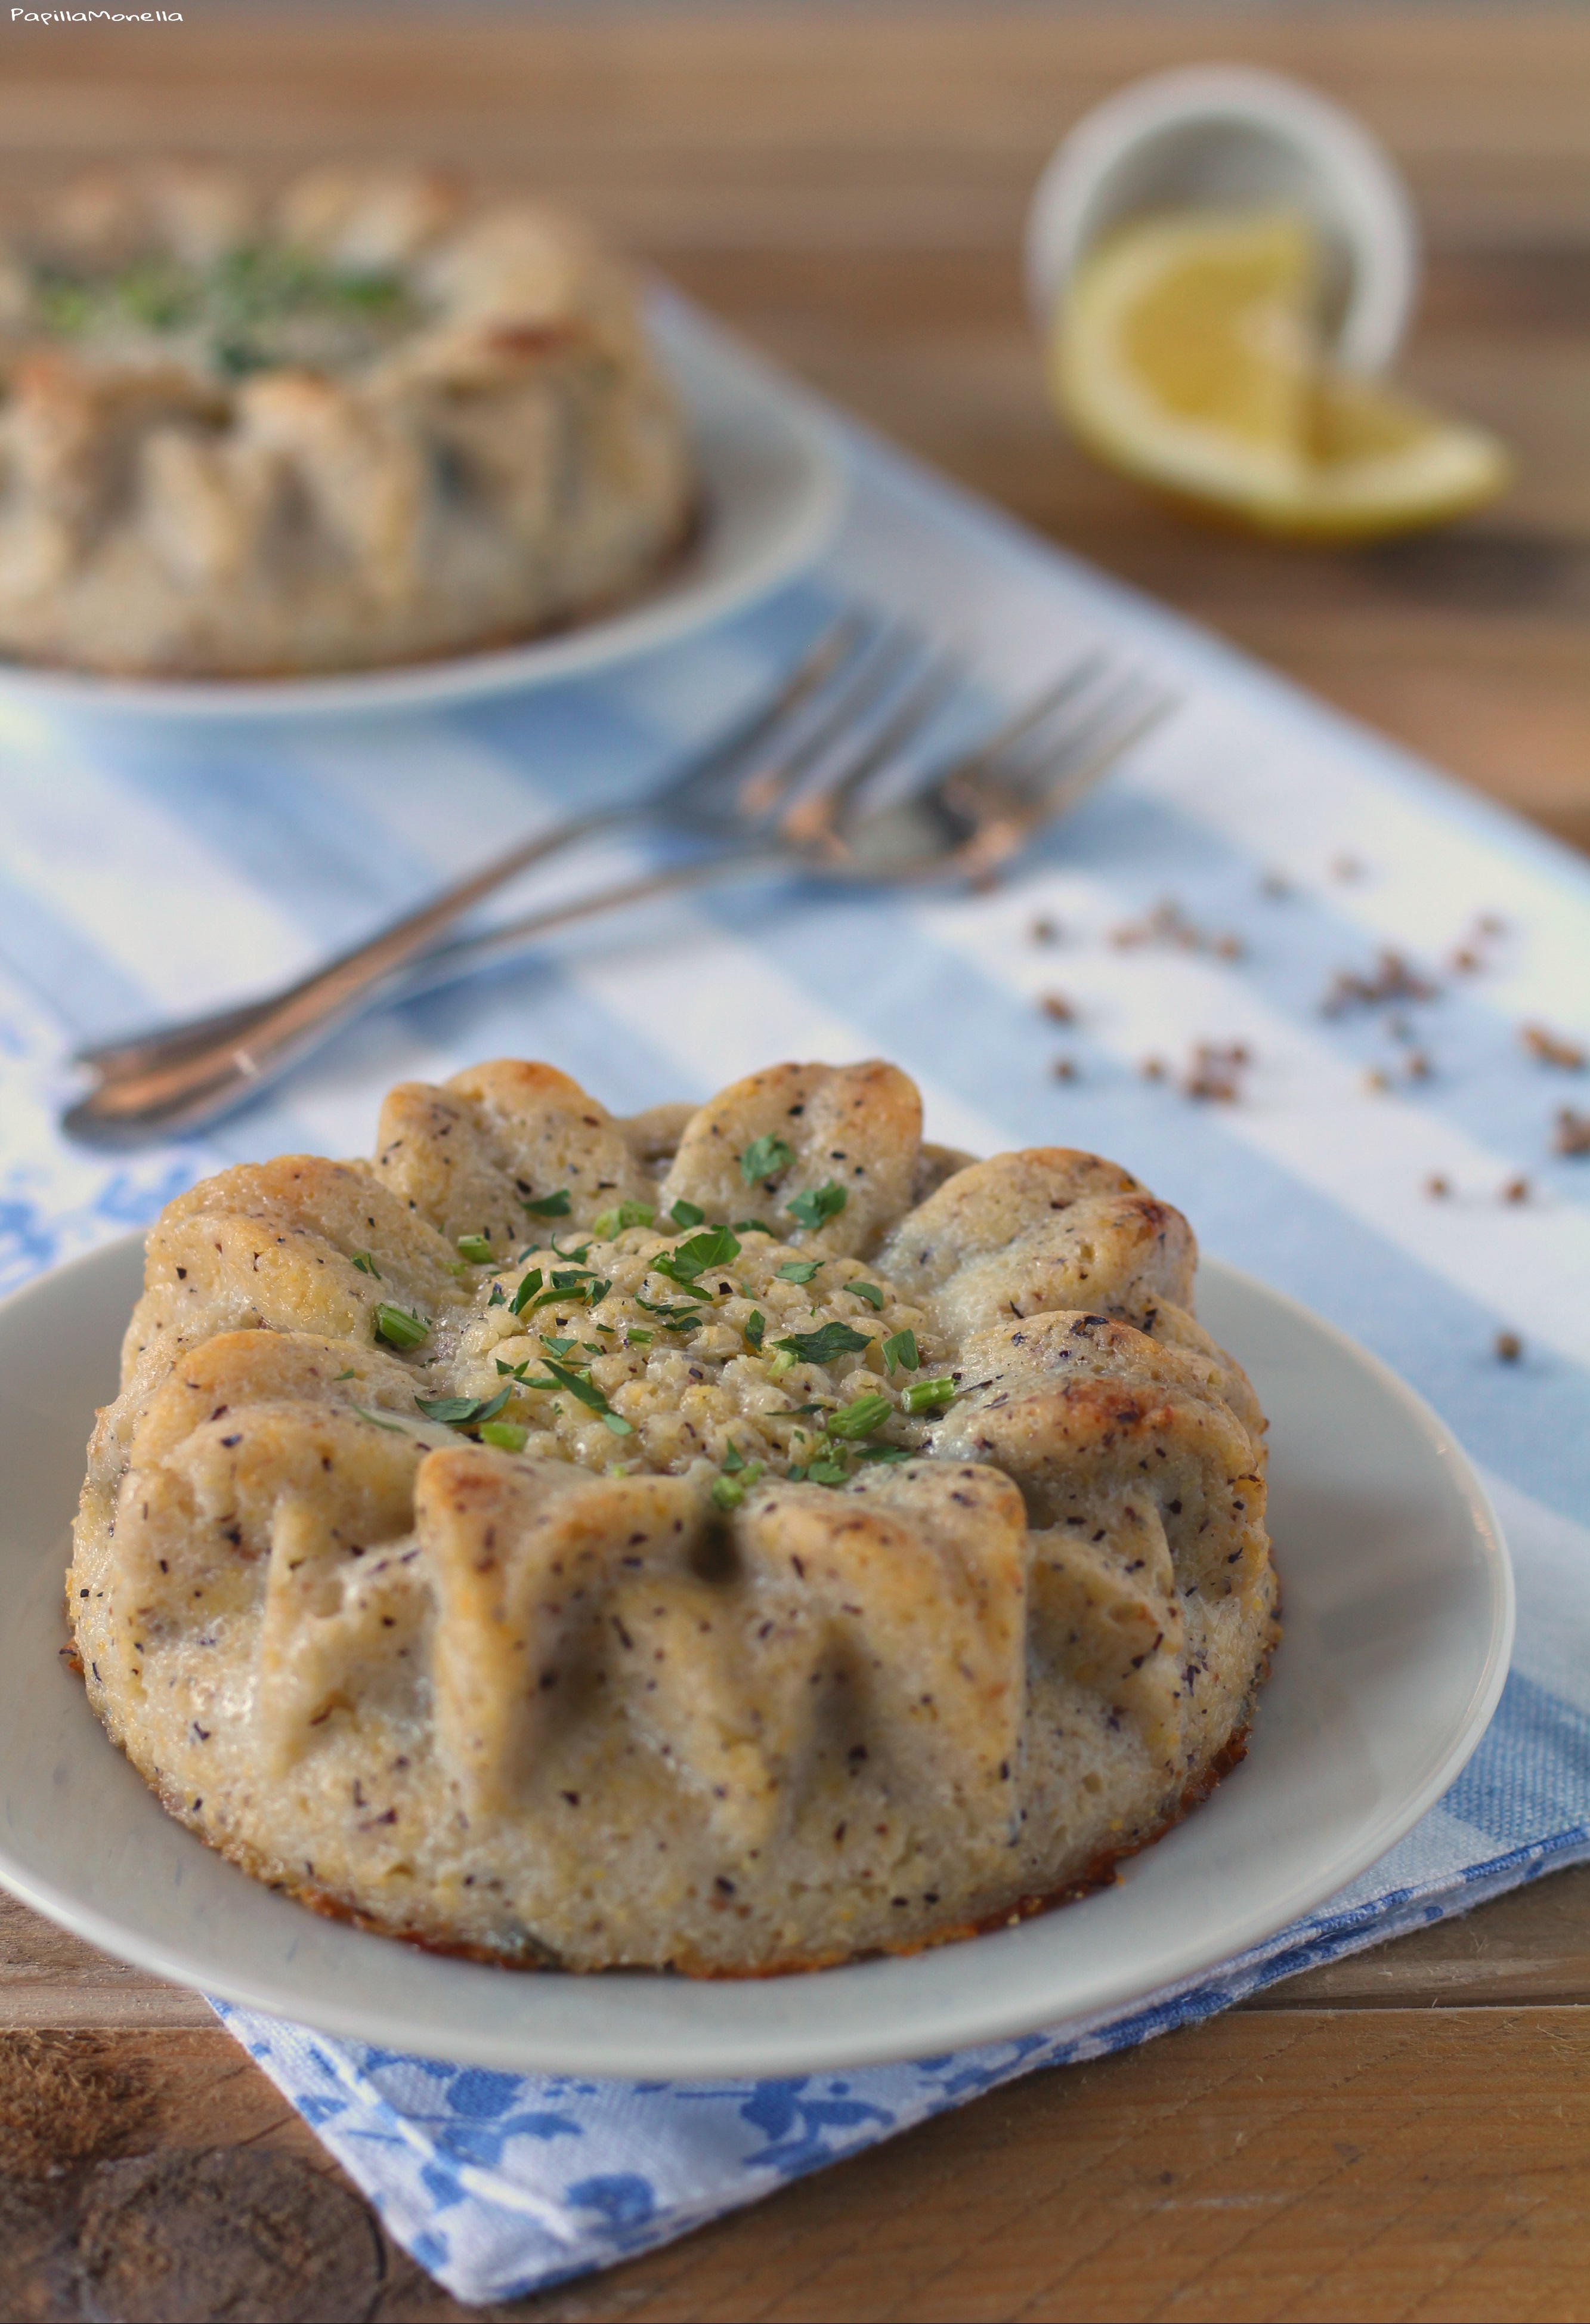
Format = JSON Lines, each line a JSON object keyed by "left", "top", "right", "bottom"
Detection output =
{"left": 63, "top": 646, "right": 1172, "bottom": 1148}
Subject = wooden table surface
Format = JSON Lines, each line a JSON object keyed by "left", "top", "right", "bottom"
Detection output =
{"left": 2, "top": 10, "right": 1588, "bottom": 2320}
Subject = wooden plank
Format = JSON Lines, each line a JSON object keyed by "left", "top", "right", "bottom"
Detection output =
{"left": 5, "top": 2009, "right": 1590, "bottom": 2322}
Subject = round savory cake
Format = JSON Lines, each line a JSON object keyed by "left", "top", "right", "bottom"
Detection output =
{"left": 70, "top": 1057, "right": 1278, "bottom": 1974}
{"left": 0, "top": 161, "right": 694, "bottom": 676}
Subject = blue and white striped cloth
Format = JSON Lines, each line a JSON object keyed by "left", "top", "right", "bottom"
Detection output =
{"left": 4, "top": 393, "right": 1589, "bottom": 2307}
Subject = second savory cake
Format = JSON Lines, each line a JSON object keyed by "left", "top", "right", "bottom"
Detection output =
{"left": 70, "top": 1057, "right": 1277, "bottom": 1973}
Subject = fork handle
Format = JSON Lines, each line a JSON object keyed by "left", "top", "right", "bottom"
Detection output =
{"left": 62, "top": 842, "right": 774, "bottom": 1149}
{"left": 70, "top": 801, "right": 630, "bottom": 1081}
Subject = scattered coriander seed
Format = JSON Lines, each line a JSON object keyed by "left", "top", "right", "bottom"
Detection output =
{"left": 1495, "top": 1331, "right": 1523, "bottom": 1364}
{"left": 1052, "top": 1058, "right": 1077, "bottom": 1082}
{"left": 1424, "top": 1175, "right": 1450, "bottom": 1198}
{"left": 1405, "top": 1052, "right": 1432, "bottom": 1081}
{"left": 1365, "top": 1069, "right": 1391, "bottom": 1093}
{"left": 1140, "top": 1057, "right": 1168, "bottom": 1081}
{"left": 372, "top": 1303, "right": 428, "bottom": 1350}
{"left": 1214, "top": 934, "right": 1245, "bottom": 960}
{"left": 1452, "top": 947, "right": 1481, "bottom": 973}
{"left": 1502, "top": 1176, "right": 1530, "bottom": 1204}
{"left": 1029, "top": 915, "right": 1060, "bottom": 944}
{"left": 1521, "top": 1024, "right": 1586, "bottom": 1071}
{"left": 1555, "top": 1108, "right": 1590, "bottom": 1157}
{"left": 1038, "top": 991, "right": 1075, "bottom": 1023}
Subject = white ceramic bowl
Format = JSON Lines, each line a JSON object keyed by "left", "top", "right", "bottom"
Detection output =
{"left": 1024, "top": 64, "right": 1421, "bottom": 372}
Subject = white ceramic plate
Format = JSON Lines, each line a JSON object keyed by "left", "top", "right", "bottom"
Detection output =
{"left": 0, "top": 1237, "right": 1511, "bottom": 2077}
{"left": 0, "top": 299, "right": 846, "bottom": 724}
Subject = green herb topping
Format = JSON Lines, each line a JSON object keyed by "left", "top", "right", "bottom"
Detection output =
{"left": 772, "top": 1321, "right": 871, "bottom": 1367}
{"left": 350, "top": 1250, "right": 382, "bottom": 1278}
{"left": 373, "top": 1303, "right": 428, "bottom": 1351}
{"left": 520, "top": 1189, "right": 572, "bottom": 1218}
{"left": 478, "top": 1420, "right": 530, "bottom": 1453}
{"left": 743, "top": 1309, "right": 766, "bottom": 1353}
{"left": 509, "top": 1269, "right": 545, "bottom": 1316}
{"left": 901, "top": 1374, "right": 958, "bottom": 1415}
{"left": 413, "top": 1386, "right": 514, "bottom": 1430}
{"left": 740, "top": 1133, "right": 795, "bottom": 1186}
{"left": 785, "top": 1180, "right": 848, "bottom": 1231}
{"left": 591, "top": 1200, "right": 655, "bottom": 1238}
{"left": 849, "top": 1281, "right": 886, "bottom": 1309}
{"left": 653, "top": 1225, "right": 741, "bottom": 1286}
{"left": 881, "top": 1328, "right": 920, "bottom": 1376}
{"left": 824, "top": 1391, "right": 893, "bottom": 1441}
{"left": 775, "top": 1259, "right": 821, "bottom": 1285}
{"left": 669, "top": 1198, "right": 706, "bottom": 1228}
{"left": 455, "top": 1234, "right": 494, "bottom": 1264}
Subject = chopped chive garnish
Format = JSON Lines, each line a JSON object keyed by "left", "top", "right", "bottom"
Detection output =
{"left": 826, "top": 1392, "right": 892, "bottom": 1441}
{"left": 772, "top": 1321, "right": 871, "bottom": 1367}
{"left": 744, "top": 1309, "right": 765, "bottom": 1353}
{"left": 776, "top": 1259, "right": 821, "bottom": 1285}
{"left": 849, "top": 1281, "right": 886, "bottom": 1310}
{"left": 901, "top": 1374, "right": 957, "bottom": 1415}
{"left": 669, "top": 1198, "right": 706, "bottom": 1228}
{"left": 351, "top": 1250, "right": 382, "bottom": 1278}
{"left": 521, "top": 1189, "right": 572, "bottom": 1217}
{"left": 414, "top": 1386, "right": 514, "bottom": 1429}
{"left": 510, "top": 1269, "right": 545, "bottom": 1316}
{"left": 456, "top": 1234, "right": 494, "bottom": 1264}
{"left": 373, "top": 1303, "right": 428, "bottom": 1350}
{"left": 625, "top": 1327, "right": 654, "bottom": 1345}
{"left": 710, "top": 1455, "right": 764, "bottom": 1512}
{"left": 881, "top": 1328, "right": 920, "bottom": 1376}
{"left": 740, "top": 1133, "right": 794, "bottom": 1186}
{"left": 591, "top": 1200, "right": 655, "bottom": 1238}
{"left": 332, "top": 1367, "right": 357, "bottom": 1382}
{"left": 478, "top": 1420, "right": 529, "bottom": 1453}
{"left": 785, "top": 1180, "right": 847, "bottom": 1231}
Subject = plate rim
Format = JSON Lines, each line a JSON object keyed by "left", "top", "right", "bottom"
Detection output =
{"left": 0, "top": 1234, "right": 1515, "bottom": 2075}
{"left": 0, "top": 302, "right": 847, "bottom": 724}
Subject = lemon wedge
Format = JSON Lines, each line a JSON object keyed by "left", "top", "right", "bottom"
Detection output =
{"left": 1052, "top": 209, "right": 1512, "bottom": 542}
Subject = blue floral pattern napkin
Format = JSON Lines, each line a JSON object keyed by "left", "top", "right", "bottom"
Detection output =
{"left": 2, "top": 345, "right": 1588, "bottom": 2306}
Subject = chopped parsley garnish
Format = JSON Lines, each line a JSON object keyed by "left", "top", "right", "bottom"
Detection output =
{"left": 332, "top": 1368, "right": 357, "bottom": 1382}
{"left": 509, "top": 1269, "right": 545, "bottom": 1316}
{"left": 487, "top": 1284, "right": 507, "bottom": 1308}
{"left": 653, "top": 1225, "right": 741, "bottom": 1285}
{"left": 478, "top": 1420, "right": 530, "bottom": 1453}
{"left": 669, "top": 1198, "right": 706, "bottom": 1228}
{"left": 743, "top": 1309, "right": 766, "bottom": 1353}
{"left": 825, "top": 1392, "right": 893, "bottom": 1441}
{"left": 740, "top": 1133, "right": 795, "bottom": 1186}
{"left": 351, "top": 1250, "right": 382, "bottom": 1278}
{"left": 731, "top": 1219, "right": 777, "bottom": 1235}
{"left": 591, "top": 1200, "right": 655, "bottom": 1238}
{"left": 528, "top": 1358, "right": 633, "bottom": 1436}
{"left": 634, "top": 1295, "right": 706, "bottom": 1328}
{"left": 520, "top": 1189, "right": 571, "bottom": 1218}
{"left": 542, "top": 1336, "right": 579, "bottom": 1357}
{"left": 550, "top": 1268, "right": 593, "bottom": 1291}
{"left": 413, "top": 1386, "right": 514, "bottom": 1429}
{"left": 455, "top": 1234, "right": 494, "bottom": 1264}
{"left": 849, "top": 1281, "right": 886, "bottom": 1309}
{"left": 775, "top": 1259, "right": 821, "bottom": 1285}
{"left": 806, "top": 1455, "right": 849, "bottom": 1487}
{"left": 373, "top": 1303, "right": 428, "bottom": 1351}
{"left": 785, "top": 1180, "right": 848, "bottom": 1231}
{"left": 772, "top": 1321, "right": 871, "bottom": 1367}
{"left": 901, "top": 1374, "right": 958, "bottom": 1416}
{"left": 881, "top": 1328, "right": 920, "bottom": 1376}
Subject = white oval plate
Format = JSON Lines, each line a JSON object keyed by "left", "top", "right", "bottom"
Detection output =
{"left": 0, "top": 1237, "right": 1511, "bottom": 2078}
{"left": 0, "top": 299, "right": 846, "bottom": 724}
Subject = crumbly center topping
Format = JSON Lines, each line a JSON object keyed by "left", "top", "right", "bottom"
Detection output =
{"left": 21, "top": 245, "right": 419, "bottom": 376}
{"left": 385, "top": 1214, "right": 956, "bottom": 1506}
